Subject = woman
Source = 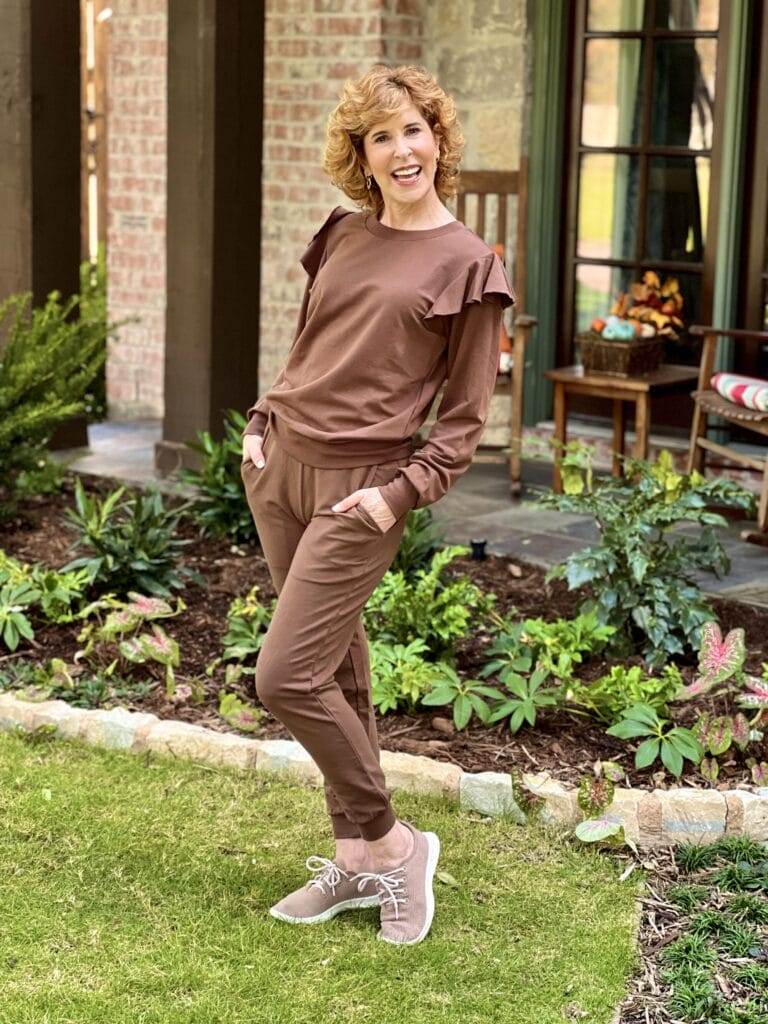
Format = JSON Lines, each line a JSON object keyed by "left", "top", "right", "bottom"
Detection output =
{"left": 241, "top": 63, "right": 515, "bottom": 946}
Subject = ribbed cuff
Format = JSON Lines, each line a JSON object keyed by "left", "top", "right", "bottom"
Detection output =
{"left": 377, "top": 473, "right": 420, "bottom": 521}
{"left": 330, "top": 812, "right": 361, "bottom": 840}
{"left": 358, "top": 804, "right": 398, "bottom": 842}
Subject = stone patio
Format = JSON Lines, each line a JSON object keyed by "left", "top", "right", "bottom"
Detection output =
{"left": 54, "top": 419, "right": 768, "bottom": 609}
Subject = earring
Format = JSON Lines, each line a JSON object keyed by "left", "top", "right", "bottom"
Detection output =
{"left": 365, "top": 172, "right": 372, "bottom": 190}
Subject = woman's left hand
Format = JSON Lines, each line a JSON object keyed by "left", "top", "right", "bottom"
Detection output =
{"left": 331, "top": 487, "right": 396, "bottom": 534}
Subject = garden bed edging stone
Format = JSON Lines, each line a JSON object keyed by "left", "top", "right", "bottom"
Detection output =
{"left": 1, "top": 691, "right": 766, "bottom": 848}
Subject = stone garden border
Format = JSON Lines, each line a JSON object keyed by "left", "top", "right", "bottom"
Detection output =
{"left": 2, "top": 691, "right": 767, "bottom": 848}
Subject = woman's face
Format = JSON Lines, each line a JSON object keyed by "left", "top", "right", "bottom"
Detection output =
{"left": 361, "top": 102, "right": 441, "bottom": 210}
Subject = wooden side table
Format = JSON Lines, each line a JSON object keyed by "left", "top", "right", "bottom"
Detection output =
{"left": 543, "top": 363, "right": 700, "bottom": 493}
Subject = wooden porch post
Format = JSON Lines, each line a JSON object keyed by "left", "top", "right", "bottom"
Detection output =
{"left": 0, "top": 1, "right": 80, "bottom": 306}
{"left": 156, "top": 0, "right": 264, "bottom": 474}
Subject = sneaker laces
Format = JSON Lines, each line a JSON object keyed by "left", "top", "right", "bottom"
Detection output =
{"left": 305, "top": 855, "right": 350, "bottom": 896}
{"left": 352, "top": 866, "right": 408, "bottom": 920}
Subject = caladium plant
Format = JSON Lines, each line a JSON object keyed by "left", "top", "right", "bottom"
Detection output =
{"left": 674, "top": 623, "right": 767, "bottom": 742}
{"left": 118, "top": 624, "right": 179, "bottom": 696}
{"left": 573, "top": 763, "right": 634, "bottom": 849}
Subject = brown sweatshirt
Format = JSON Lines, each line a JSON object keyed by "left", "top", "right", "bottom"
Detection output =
{"left": 244, "top": 204, "right": 516, "bottom": 521}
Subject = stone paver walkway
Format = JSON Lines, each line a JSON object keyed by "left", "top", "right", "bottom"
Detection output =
{"left": 54, "top": 420, "right": 768, "bottom": 609}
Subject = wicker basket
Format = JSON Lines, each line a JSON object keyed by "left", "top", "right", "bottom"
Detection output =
{"left": 576, "top": 331, "right": 666, "bottom": 377}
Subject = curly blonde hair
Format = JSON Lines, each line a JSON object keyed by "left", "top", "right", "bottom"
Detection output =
{"left": 322, "top": 63, "right": 465, "bottom": 214}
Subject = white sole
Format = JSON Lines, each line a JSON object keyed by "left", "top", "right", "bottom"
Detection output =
{"left": 269, "top": 894, "right": 379, "bottom": 925}
{"left": 377, "top": 831, "right": 440, "bottom": 946}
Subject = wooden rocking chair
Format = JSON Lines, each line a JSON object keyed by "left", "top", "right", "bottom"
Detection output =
{"left": 686, "top": 324, "right": 768, "bottom": 546}
{"left": 444, "top": 160, "right": 537, "bottom": 496}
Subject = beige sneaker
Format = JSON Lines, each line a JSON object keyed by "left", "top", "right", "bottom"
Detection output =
{"left": 353, "top": 822, "right": 441, "bottom": 945}
{"left": 269, "top": 855, "right": 379, "bottom": 925}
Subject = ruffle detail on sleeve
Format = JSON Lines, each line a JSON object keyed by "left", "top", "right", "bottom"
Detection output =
{"left": 299, "top": 205, "right": 355, "bottom": 278}
{"left": 424, "top": 250, "right": 516, "bottom": 320}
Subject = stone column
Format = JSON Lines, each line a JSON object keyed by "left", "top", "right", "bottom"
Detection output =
{"left": 155, "top": 0, "right": 264, "bottom": 474}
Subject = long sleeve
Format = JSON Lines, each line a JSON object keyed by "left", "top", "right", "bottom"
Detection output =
{"left": 377, "top": 296, "right": 509, "bottom": 520}
{"left": 376, "top": 251, "right": 516, "bottom": 520}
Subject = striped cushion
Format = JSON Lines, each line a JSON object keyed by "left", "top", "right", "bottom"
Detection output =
{"left": 711, "top": 372, "right": 768, "bottom": 412}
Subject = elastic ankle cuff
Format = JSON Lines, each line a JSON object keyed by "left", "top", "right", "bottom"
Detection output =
{"left": 331, "top": 813, "right": 361, "bottom": 840}
{"left": 358, "top": 805, "right": 397, "bottom": 842}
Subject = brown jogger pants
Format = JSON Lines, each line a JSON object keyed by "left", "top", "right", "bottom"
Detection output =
{"left": 240, "top": 411, "right": 413, "bottom": 841}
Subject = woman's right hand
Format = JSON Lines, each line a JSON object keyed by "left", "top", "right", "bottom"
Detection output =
{"left": 242, "top": 433, "right": 265, "bottom": 468}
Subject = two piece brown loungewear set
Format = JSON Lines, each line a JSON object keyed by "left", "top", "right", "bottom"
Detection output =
{"left": 240, "top": 205, "right": 516, "bottom": 842}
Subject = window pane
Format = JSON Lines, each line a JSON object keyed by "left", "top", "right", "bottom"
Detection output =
{"left": 588, "top": 0, "right": 645, "bottom": 32}
{"left": 655, "top": 0, "right": 718, "bottom": 30}
{"left": 582, "top": 39, "right": 643, "bottom": 147}
{"left": 651, "top": 39, "right": 716, "bottom": 148}
{"left": 646, "top": 156, "right": 709, "bottom": 262}
{"left": 578, "top": 154, "right": 639, "bottom": 261}
{"left": 574, "top": 264, "right": 637, "bottom": 335}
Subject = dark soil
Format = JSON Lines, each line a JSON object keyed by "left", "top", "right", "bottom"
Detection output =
{"left": 3, "top": 475, "right": 768, "bottom": 791}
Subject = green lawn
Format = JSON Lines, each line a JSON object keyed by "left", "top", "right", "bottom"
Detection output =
{"left": 0, "top": 732, "right": 641, "bottom": 1024}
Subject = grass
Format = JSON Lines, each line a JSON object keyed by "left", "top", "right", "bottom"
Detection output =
{"left": 0, "top": 731, "right": 641, "bottom": 1024}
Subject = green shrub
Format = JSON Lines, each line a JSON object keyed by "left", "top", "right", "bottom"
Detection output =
{"left": 605, "top": 702, "right": 704, "bottom": 777}
{"left": 181, "top": 409, "right": 257, "bottom": 544}
{"left": 220, "top": 585, "right": 275, "bottom": 665}
{"left": 566, "top": 663, "right": 684, "bottom": 725}
{"left": 363, "top": 545, "right": 497, "bottom": 661}
{"left": 0, "top": 550, "right": 92, "bottom": 651}
{"left": 484, "top": 610, "right": 615, "bottom": 686}
{"left": 0, "top": 279, "right": 127, "bottom": 515}
{"left": 369, "top": 637, "right": 453, "bottom": 714}
{"left": 63, "top": 478, "right": 199, "bottom": 598}
{"left": 539, "top": 447, "right": 755, "bottom": 667}
{"left": 421, "top": 665, "right": 504, "bottom": 731}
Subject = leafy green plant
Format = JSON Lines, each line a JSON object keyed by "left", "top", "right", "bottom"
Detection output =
{"left": 485, "top": 666, "right": 560, "bottom": 733}
{"left": 220, "top": 586, "right": 275, "bottom": 664}
{"left": 0, "top": 580, "right": 39, "bottom": 651}
{"left": 513, "top": 610, "right": 615, "bottom": 682}
{"left": 369, "top": 638, "right": 453, "bottom": 714}
{"left": 421, "top": 665, "right": 503, "bottom": 730}
{"left": 0, "top": 550, "right": 91, "bottom": 627}
{"left": 0, "top": 279, "right": 129, "bottom": 515}
{"left": 566, "top": 663, "right": 684, "bottom": 725}
{"left": 605, "top": 701, "right": 704, "bottom": 777}
{"left": 63, "top": 478, "right": 198, "bottom": 597}
{"left": 363, "top": 545, "right": 497, "bottom": 662}
{"left": 181, "top": 409, "right": 257, "bottom": 544}
{"left": 539, "top": 446, "right": 755, "bottom": 667}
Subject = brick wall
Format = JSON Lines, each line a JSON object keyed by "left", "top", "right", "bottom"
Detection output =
{"left": 258, "top": 0, "right": 425, "bottom": 412}
{"left": 103, "top": 0, "right": 529, "bottom": 439}
{"left": 106, "top": 0, "right": 167, "bottom": 419}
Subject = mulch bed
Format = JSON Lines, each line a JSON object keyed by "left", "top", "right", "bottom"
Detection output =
{"left": 3, "top": 474, "right": 768, "bottom": 792}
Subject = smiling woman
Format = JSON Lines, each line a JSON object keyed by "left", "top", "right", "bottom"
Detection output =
{"left": 238, "top": 62, "right": 515, "bottom": 947}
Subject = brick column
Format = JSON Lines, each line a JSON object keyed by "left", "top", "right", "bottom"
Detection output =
{"left": 105, "top": 0, "right": 167, "bottom": 419}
